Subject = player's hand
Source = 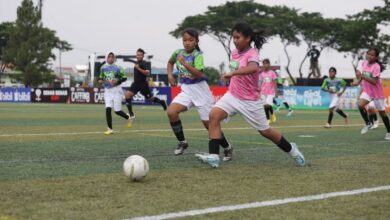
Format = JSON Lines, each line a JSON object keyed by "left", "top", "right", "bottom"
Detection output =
{"left": 168, "top": 75, "right": 176, "bottom": 87}
{"left": 177, "top": 55, "right": 186, "bottom": 64}
{"left": 98, "top": 79, "right": 103, "bottom": 84}
{"left": 222, "top": 72, "right": 233, "bottom": 85}
{"left": 134, "top": 64, "right": 139, "bottom": 69}
{"left": 355, "top": 70, "right": 362, "bottom": 79}
{"left": 109, "top": 79, "right": 117, "bottom": 86}
{"left": 337, "top": 93, "right": 342, "bottom": 97}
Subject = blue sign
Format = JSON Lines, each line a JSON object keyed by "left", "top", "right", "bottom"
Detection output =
{"left": 130, "top": 87, "right": 171, "bottom": 105}
{"left": 0, "top": 88, "right": 31, "bottom": 102}
{"left": 282, "top": 86, "right": 360, "bottom": 110}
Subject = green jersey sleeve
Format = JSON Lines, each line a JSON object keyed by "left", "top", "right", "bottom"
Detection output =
{"left": 321, "top": 79, "right": 327, "bottom": 91}
{"left": 169, "top": 49, "right": 180, "bottom": 63}
{"left": 340, "top": 79, "right": 346, "bottom": 88}
{"left": 194, "top": 53, "right": 204, "bottom": 71}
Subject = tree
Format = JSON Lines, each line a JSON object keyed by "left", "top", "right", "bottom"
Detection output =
{"left": 2, "top": 0, "right": 71, "bottom": 87}
{"left": 336, "top": 0, "right": 390, "bottom": 69}
{"left": 204, "top": 67, "right": 220, "bottom": 85}
{"left": 170, "top": 1, "right": 274, "bottom": 61}
{"left": 0, "top": 22, "right": 14, "bottom": 71}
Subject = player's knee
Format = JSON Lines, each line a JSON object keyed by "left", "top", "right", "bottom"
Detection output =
{"left": 167, "top": 107, "right": 177, "bottom": 119}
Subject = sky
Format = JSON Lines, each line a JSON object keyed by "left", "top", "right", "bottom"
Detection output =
{"left": 0, "top": 0, "right": 387, "bottom": 78}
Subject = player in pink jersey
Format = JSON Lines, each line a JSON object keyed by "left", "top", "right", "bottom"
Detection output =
{"left": 355, "top": 48, "right": 390, "bottom": 140}
{"left": 195, "top": 22, "right": 305, "bottom": 168}
{"left": 260, "top": 58, "right": 277, "bottom": 123}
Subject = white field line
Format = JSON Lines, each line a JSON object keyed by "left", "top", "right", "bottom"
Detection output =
{"left": 127, "top": 185, "right": 390, "bottom": 220}
{"left": 0, "top": 124, "right": 364, "bottom": 138}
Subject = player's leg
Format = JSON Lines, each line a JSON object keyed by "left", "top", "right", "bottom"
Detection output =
{"left": 167, "top": 93, "right": 191, "bottom": 155}
{"left": 373, "top": 99, "right": 390, "bottom": 140}
{"left": 143, "top": 85, "right": 167, "bottom": 111}
{"left": 358, "top": 93, "right": 372, "bottom": 134}
{"left": 325, "top": 107, "right": 334, "bottom": 128}
{"left": 125, "top": 83, "right": 138, "bottom": 117}
{"left": 104, "top": 91, "right": 114, "bottom": 134}
{"left": 239, "top": 98, "right": 305, "bottom": 166}
{"left": 113, "top": 92, "right": 130, "bottom": 122}
{"left": 124, "top": 90, "right": 135, "bottom": 117}
{"left": 368, "top": 102, "right": 379, "bottom": 129}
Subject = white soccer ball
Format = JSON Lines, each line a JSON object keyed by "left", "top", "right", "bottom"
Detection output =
{"left": 123, "top": 155, "right": 149, "bottom": 181}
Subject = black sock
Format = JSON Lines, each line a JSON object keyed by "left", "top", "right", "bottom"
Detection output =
{"left": 125, "top": 98, "right": 134, "bottom": 116}
{"left": 209, "top": 139, "right": 220, "bottom": 154}
{"left": 358, "top": 106, "right": 370, "bottom": 125}
{"left": 380, "top": 115, "right": 390, "bottom": 132}
{"left": 170, "top": 120, "right": 185, "bottom": 142}
{"left": 276, "top": 136, "right": 292, "bottom": 152}
{"left": 284, "top": 102, "right": 290, "bottom": 109}
{"left": 369, "top": 114, "right": 376, "bottom": 124}
{"left": 328, "top": 112, "right": 334, "bottom": 124}
{"left": 105, "top": 107, "right": 112, "bottom": 129}
{"left": 152, "top": 97, "right": 161, "bottom": 103}
{"left": 373, "top": 114, "right": 378, "bottom": 121}
{"left": 270, "top": 107, "right": 274, "bottom": 115}
{"left": 115, "top": 110, "right": 130, "bottom": 120}
{"left": 220, "top": 132, "right": 230, "bottom": 148}
{"left": 336, "top": 109, "right": 347, "bottom": 118}
{"left": 265, "top": 106, "right": 270, "bottom": 119}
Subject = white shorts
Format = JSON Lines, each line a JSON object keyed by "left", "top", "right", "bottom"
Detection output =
{"left": 261, "top": 94, "right": 275, "bottom": 106}
{"left": 215, "top": 92, "right": 270, "bottom": 131}
{"left": 329, "top": 94, "right": 340, "bottom": 109}
{"left": 104, "top": 86, "right": 124, "bottom": 112}
{"left": 360, "top": 92, "right": 386, "bottom": 111}
{"left": 171, "top": 81, "right": 213, "bottom": 121}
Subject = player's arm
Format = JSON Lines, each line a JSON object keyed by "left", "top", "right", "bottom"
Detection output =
{"left": 321, "top": 79, "right": 328, "bottom": 92}
{"left": 224, "top": 62, "right": 258, "bottom": 79}
{"left": 176, "top": 54, "right": 204, "bottom": 78}
{"left": 338, "top": 79, "right": 347, "bottom": 97}
{"left": 116, "top": 67, "right": 127, "bottom": 85}
{"left": 135, "top": 63, "right": 150, "bottom": 76}
{"left": 167, "top": 58, "right": 176, "bottom": 86}
{"left": 98, "top": 68, "right": 104, "bottom": 84}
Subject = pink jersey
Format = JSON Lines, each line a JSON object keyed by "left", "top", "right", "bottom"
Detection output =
{"left": 228, "top": 48, "right": 260, "bottom": 101}
{"left": 259, "top": 69, "right": 277, "bottom": 95}
{"left": 361, "top": 60, "right": 384, "bottom": 99}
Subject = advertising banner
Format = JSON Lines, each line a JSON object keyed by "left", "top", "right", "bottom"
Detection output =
{"left": 0, "top": 88, "right": 31, "bottom": 102}
{"left": 130, "top": 87, "right": 171, "bottom": 105}
{"left": 31, "top": 88, "right": 69, "bottom": 103}
{"left": 282, "top": 86, "right": 360, "bottom": 110}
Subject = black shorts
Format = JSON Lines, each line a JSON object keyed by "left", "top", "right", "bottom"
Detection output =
{"left": 128, "top": 82, "right": 152, "bottom": 99}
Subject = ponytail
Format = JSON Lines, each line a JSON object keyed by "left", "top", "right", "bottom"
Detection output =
{"left": 368, "top": 47, "right": 385, "bottom": 72}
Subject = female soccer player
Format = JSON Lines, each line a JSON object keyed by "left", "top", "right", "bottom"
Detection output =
{"left": 259, "top": 58, "right": 277, "bottom": 123}
{"left": 98, "top": 52, "right": 132, "bottom": 135}
{"left": 196, "top": 23, "right": 305, "bottom": 168}
{"left": 321, "top": 67, "right": 348, "bottom": 128}
{"left": 167, "top": 28, "right": 232, "bottom": 157}
{"left": 355, "top": 48, "right": 390, "bottom": 139}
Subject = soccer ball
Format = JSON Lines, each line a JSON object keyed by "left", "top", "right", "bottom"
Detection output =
{"left": 123, "top": 155, "right": 149, "bottom": 181}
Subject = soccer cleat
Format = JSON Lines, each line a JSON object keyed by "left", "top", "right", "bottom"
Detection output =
{"left": 271, "top": 114, "right": 277, "bottom": 123}
{"left": 104, "top": 128, "right": 114, "bottom": 135}
{"left": 267, "top": 119, "right": 271, "bottom": 124}
{"left": 126, "top": 114, "right": 135, "bottom": 128}
{"left": 385, "top": 133, "right": 390, "bottom": 140}
{"left": 286, "top": 109, "right": 293, "bottom": 117}
{"left": 370, "top": 120, "right": 379, "bottom": 129}
{"left": 195, "top": 153, "right": 220, "bottom": 168}
{"left": 223, "top": 144, "right": 233, "bottom": 161}
{"left": 174, "top": 141, "right": 188, "bottom": 155}
{"left": 289, "top": 143, "right": 305, "bottom": 167}
{"left": 324, "top": 123, "right": 331, "bottom": 128}
{"left": 361, "top": 123, "right": 372, "bottom": 134}
{"left": 161, "top": 100, "right": 167, "bottom": 111}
